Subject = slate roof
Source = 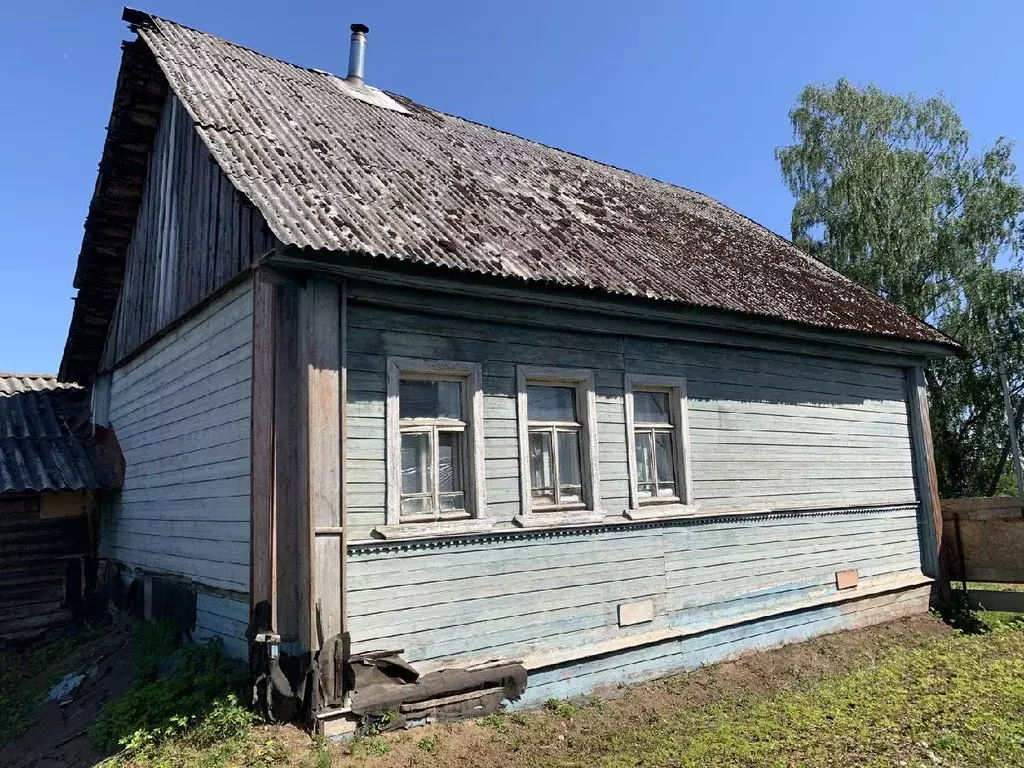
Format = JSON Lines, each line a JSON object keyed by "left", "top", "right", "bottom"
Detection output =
{"left": 0, "top": 374, "right": 122, "bottom": 494}
{"left": 61, "top": 10, "right": 957, "bottom": 382}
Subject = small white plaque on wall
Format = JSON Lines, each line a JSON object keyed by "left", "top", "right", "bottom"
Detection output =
{"left": 618, "top": 599, "right": 655, "bottom": 627}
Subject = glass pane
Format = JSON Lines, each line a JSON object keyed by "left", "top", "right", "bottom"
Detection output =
{"left": 400, "top": 432, "right": 431, "bottom": 495}
{"left": 401, "top": 496, "right": 431, "bottom": 516}
{"left": 529, "top": 430, "right": 554, "bottom": 502}
{"left": 635, "top": 430, "right": 654, "bottom": 500}
{"left": 439, "top": 491, "right": 466, "bottom": 512}
{"left": 527, "top": 386, "right": 577, "bottom": 422}
{"left": 634, "top": 391, "right": 671, "bottom": 424}
{"left": 557, "top": 429, "right": 583, "bottom": 501}
{"left": 399, "top": 379, "right": 463, "bottom": 420}
{"left": 655, "top": 431, "right": 677, "bottom": 493}
{"left": 438, "top": 431, "right": 465, "bottom": 493}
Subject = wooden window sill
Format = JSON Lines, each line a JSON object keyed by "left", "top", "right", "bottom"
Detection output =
{"left": 513, "top": 510, "right": 607, "bottom": 529}
{"left": 623, "top": 502, "right": 702, "bottom": 521}
{"left": 372, "top": 518, "right": 494, "bottom": 541}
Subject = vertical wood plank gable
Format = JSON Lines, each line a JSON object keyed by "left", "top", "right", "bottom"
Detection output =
{"left": 98, "top": 90, "right": 276, "bottom": 372}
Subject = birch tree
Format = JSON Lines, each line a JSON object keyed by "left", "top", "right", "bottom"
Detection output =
{"left": 777, "top": 79, "right": 1024, "bottom": 496}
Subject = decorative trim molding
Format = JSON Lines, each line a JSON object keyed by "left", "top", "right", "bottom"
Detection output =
{"left": 347, "top": 501, "right": 920, "bottom": 553}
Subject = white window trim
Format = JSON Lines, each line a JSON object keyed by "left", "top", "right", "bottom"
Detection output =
{"left": 623, "top": 374, "right": 698, "bottom": 520}
{"left": 515, "top": 366, "right": 603, "bottom": 526}
{"left": 378, "top": 357, "right": 489, "bottom": 538}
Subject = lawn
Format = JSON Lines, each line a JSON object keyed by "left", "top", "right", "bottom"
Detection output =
{"left": 3, "top": 611, "right": 1023, "bottom": 767}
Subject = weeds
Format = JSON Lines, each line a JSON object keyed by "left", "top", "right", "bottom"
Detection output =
{"left": 417, "top": 734, "right": 440, "bottom": 753}
{"left": 303, "top": 733, "right": 334, "bottom": 768}
{"left": 91, "top": 627, "right": 248, "bottom": 754}
{"left": 544, "top": 698, "right": 577, "bottom": 717}
{"left": 350, "top": 735, "right": 391, "bottom": 757}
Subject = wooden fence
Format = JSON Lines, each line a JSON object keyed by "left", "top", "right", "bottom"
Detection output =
{"left": 941, "top": 496, "right": 1024, "bottom": 613}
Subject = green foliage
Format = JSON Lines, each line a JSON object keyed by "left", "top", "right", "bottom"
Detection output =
{"left": 417, "top": 734, "right": 440, "bottom": 753}
{"left": 544, "top": 698, "right": 577, "bottom": 717}
{"left": 91, "top": 625, "right": 248, "bottom": 755}
{"left": 132, "top": 620, "right": 180, "bottom": 675}
{"left": 303, "top": 733, "right": 334, "bottom": 768}
{"left": 350, "top": 735, "right": 391, "bottom": 757}
{"left": 478, "top": 712, "right": 507, "bottom": 730}
{"left": 777, "top": 79, "right": 1024, "bottom": 497}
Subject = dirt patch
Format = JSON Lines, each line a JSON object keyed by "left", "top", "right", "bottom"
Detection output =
{"left": 0, "top": 624, "right": 134, "bottom": 768}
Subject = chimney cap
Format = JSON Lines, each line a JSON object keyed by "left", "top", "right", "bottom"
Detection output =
{"left": 351, "top": 23, "right": 369, "bottom": 34}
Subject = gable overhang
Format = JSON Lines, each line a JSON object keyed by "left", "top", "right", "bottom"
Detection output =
{"left": 58, "top": 33, "right": 168, "bottom": 384}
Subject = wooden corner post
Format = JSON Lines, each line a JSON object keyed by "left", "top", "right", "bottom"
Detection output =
{"left": 906, "top": 366, "right": 949, "bottom": 600}
{"left": 300, "top": 278, "right": 343, "bottom": 653}
{"left": 251, "top": 271, "right": 277, "bottom": 633}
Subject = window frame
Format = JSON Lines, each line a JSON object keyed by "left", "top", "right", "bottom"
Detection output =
{"left": 624, "top": 374, "right": 696, "bottom": 518}
{"left": 385, "top": 358, "right": 486, "bottom": 527}
{"left": 516, "top": 366, "right": 602, "bottom": 522}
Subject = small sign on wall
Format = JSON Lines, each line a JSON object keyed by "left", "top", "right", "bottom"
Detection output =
{"left": 618, "top": 599, "right": 655, "bottom": 627}
{"left": 835, "top": 569, "right": 859, "bottom": 590}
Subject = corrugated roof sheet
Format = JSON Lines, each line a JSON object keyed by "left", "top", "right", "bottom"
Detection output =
{"left": 0, "top": 374, "right": 118, "bottom": 494}
{"left": 0, "top": 374, "right": 82, "bottom": 396}
{"left": 88, "top": 11, "right": 955, "bottom": 354}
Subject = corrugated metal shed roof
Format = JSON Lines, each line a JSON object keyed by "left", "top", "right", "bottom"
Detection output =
{"left": 0, "top": 374, "right": 119, "bottom": 494}
{"left": 0, "top": 374, "right": 82, "bottom": 396}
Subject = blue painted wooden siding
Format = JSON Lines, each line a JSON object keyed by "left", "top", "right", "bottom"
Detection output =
{"left": 344, "top": 300, "right": 925, "bottom": 669}
{"left": 346, "top": 302, "right": 916, "bottom": 539}
{"left": 517, "top": 584, "right": 931, "bottom": 706}
{"left": 101, "top": 281, "right": 253, "bottom": 595}
{"left": 348, "top": 506, "right": 922, "bottom": 666}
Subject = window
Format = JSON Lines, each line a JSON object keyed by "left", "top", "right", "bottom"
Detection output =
{"left": 624, "top": 375, "right": 695, "bottom": 518}
{"left": 516, "top": 367, "right": 602, "bottom": 522}
{"left": 385, "top": 359, "right": 486, "bottom": 528}
{"left": 527, "top": 385, "right": 585, "bottom": 508}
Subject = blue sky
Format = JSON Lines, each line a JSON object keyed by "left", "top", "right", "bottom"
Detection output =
{"left": 1, "top": 1, "right": 1022, "bottom": 374}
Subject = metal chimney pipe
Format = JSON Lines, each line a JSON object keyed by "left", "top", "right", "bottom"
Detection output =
{"left": 347, "top": 23, "right": 369, "bottom": 85}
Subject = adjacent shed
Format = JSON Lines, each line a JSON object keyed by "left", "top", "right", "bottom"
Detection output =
{"left": 0, "top": 374, "right": 123, "bottom": 642}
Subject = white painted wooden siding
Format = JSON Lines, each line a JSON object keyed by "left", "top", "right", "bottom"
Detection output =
{"left": 101, "top": 281, "right": 253, "bottom": 593}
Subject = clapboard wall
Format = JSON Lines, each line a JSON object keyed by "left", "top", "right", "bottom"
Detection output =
{"left": 100, "top": 280, "right": 253, "bottom": 600}
{"left": 343, "top": 296, "right": 926, "bottom": 668}
{"left": 345, "top": 301, "right": 918, "bottom": 539}
{"left": 99, "top": 90, "right": 274, "bottom": 370}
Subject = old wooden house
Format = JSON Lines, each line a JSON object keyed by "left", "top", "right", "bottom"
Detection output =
{"left": 59, "top": 9, "right": 958, "bottom": 721}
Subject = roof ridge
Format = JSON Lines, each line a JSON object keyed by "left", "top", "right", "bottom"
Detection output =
{"left": 136, "top": 10, "right": 743, "bottom": 219}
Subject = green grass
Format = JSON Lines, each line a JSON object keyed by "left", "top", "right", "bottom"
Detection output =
{"left": 582, "top": 628, "right": 1024, "bottom": 767}
{"left": 352, "top": 619, "right": 1024, "bottom": 768}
